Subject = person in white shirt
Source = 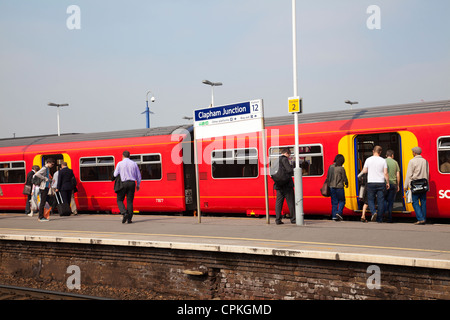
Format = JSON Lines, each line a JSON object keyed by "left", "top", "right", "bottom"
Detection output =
{"left": 361, "top": 146, "right": 390, "bottom": 223}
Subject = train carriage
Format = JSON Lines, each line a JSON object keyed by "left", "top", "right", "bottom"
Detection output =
{"left": 0, "top": 125, "right": 195, "bottom": 214}
{"left": 196, "top": 99, "right": 450, "bottom": 219}
{"left": 0, "top": 99, "right": 449, "bottom": 220}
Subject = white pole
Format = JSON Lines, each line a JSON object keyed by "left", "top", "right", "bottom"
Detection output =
{"left": 292, "top": 0, "right": 304, "bottom": 226}
{"left": 261, "top": 101, "right": 270, "bottom": 224}
{"left": 193, "top": 110, "right": 201, "bottom": 223}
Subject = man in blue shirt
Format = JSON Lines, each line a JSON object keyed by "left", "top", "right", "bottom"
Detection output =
{"left": 114, "top": 150, "right": 142, "bottom": 224}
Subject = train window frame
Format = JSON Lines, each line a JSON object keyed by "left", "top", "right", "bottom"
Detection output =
{"left": 437, "top": 136, "right": 450, "bottom": 174}
{"left": 0, "top": 161, "right": 26, "bottom": 184}
{"left": 211, "top": 147, "right": 259, "bottom": 179}
{"left": 268, "top": 144, "right": 324, "bottom": 177}
{"left": 129, "top": 153, "right": 163, "bottom": 181}
{"left": 79, "top": 155, "right": 115, "bottom": 182}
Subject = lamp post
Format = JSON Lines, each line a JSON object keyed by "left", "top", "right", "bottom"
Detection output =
{"left": 345, "top": 100, "right": 359, "bottom": 110}
{"left": 291, "top": 0, "right": 304, "bottom": 226}
{"left": 144, "top": 91, "right": 155, "bottom": 128}
{"left": 202, "top": 80, "right": 222, "bottom": 107}
{"left": 48, "top": 102, "right": 69, "bottom": 136}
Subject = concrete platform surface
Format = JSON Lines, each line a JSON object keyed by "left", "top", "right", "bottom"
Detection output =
{"left": 1, "top": 213, "right": 450, "bottom": 270}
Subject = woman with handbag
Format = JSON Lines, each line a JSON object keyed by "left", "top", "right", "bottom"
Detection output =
{"left": 329, "top": 154, "right": 349, "bottom": 221}
{"left": 404, "top": 147, "right": 429, "bottom": 225}
{"left": 24, "top": 165, "right": 40, "bottom": 216}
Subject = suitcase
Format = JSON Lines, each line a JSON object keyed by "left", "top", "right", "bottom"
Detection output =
{"left": 56, "top": 192, "right": 72, "bottom": 216}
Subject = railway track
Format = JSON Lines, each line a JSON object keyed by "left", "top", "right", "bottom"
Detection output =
{"left": 0, "top": 284, "right": 112, "bottom": 300}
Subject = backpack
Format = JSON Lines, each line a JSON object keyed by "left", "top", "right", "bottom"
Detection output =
{"left": 270, "top": 157, "right": 291, "bottom": 186}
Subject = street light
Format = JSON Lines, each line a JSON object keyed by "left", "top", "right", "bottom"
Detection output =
{"left": 143, "top": 91, "right": 155, "bottom": 128}
{"left": 345, "top": 100, "right": 359, "bottom": 110}
{"left": 48, "top": 102, "right": 69, "bottom": 136}
{"left": 202, "top": 80, "right": 222, "bottom": 107}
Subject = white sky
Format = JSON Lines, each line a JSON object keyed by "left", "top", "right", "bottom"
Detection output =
{"left": 1, "top": 0, "right": 449, "bottom": 138}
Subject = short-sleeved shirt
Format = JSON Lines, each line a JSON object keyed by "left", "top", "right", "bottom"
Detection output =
{"left": 363, "top": 156, "right": 387, "bottom": 183}
{"left": 386, "top": 157, "right": 400, "bottom": 185}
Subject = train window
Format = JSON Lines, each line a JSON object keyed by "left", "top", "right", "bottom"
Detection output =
{"left": 0, "top": 161, "right": 26, "bottom": 184}
{"left": 80, "top": 156, "right": 115, "bottom": 182}
{"left": 130, "top": 154, "right": 162, "bottom": 180}
{"left": 269, "top": 144, "right": 324, "bottom": 176}
{"left": 438, "top": 137, "right": 450, "bottom": 174}
{"left": 212, "top": 148, "right": 259, "bottom": 179}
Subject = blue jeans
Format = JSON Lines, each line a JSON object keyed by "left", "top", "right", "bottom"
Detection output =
{"left": 412, "top": 192, "right": 427, "bottom": 222}
{"left": 330, "top": 187, "right": 345, "bottom": 220}
{"left": 384, "top": 184, "right": 397, "bottom": 222}
{"left": 367, "top": 183, "right": 386, "bottom": 222}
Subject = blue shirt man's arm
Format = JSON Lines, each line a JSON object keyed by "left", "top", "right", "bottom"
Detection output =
{"left": 134, "top": 162, "right": 142, "bottom": 189}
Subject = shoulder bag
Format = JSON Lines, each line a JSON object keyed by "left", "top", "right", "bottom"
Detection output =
{"left": 22, "top": 184, "right": 32, "bottom": 195}
{"left": 410, "top": 178, "right": 428, "bottom": 194}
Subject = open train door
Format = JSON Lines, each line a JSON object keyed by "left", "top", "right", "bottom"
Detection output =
{"left": 338, "top": 131, "right": 418, "bottom": 216}
{"left": 33, "top": 153, "right": 71, "bottom": 175}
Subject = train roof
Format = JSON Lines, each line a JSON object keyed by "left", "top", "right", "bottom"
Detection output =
{"left": 0, "top": 125, "right": 192, "bottom": 148}
{"left": 264, "top": 99, "right": 450, "bottom": 127}
{"left": 1, "top": 99, "right": 449, "bottom": 148}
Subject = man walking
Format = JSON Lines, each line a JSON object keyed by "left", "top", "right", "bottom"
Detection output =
{"left": 114, "top": 150, "right": 142, "bottom": 224}
{"left": 404, "top": 147, "right": 429, "bottom": 225}
{"left": 56, "top": 162, "right": 75, "bottom": 213}
{"left": 34, "top": 158, "right": 55, "bottom": 222}
{"left": 361, "top": 146, "right": 389, "bottom": 222}
{"left": 385, "top": 150, "right": 400, "bottom": 222}
{"left": 273, "top": 148, "right": 296, "bottom": 225}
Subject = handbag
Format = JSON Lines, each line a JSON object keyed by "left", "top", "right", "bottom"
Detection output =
{"left": 48, "top": 187, "right": 55, "bottom": 196}
{"left": 406, "top": 190, "right": 412, "bottom": 203}
{"left": 321, "top": 164, "right": 334, "bottom": 197}
{"left": 410, "top": 178, "right": 428, "bottom": 194}
{"left": 320, "top": 180, "right": 330, "bottom": 197}
{"left": 22, "top": 184, "right": 32, "bottom": 195}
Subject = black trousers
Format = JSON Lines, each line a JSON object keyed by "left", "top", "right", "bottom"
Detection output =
{"left": 275, "top": 186, "right": 296, "bottom": 223}
{"left": 116, "top": 180, "right": 136, "bottom": 221}
{"left": 38, "top": 188, "right": 49, "bottom": 219}
{"left": 25, "top": 193, "right": 32, "bottom": 214}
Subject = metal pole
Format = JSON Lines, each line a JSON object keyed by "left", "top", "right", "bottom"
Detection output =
{"left": 145, "top": 100, "right": 150, "bottom": 129}
{"left": 292, "top": 0, "right": 304, "bottom": 226}
{"left": 193, "top": 111, "right": 201, "bottom": 223}
{"left": 146, "top": 91, "right": 153, "bottom": 129}
{"left": 261, "top": 102, "right": 270, "bottom": 224}
{"left": 211, "top": 86, "right": 214, "bottom": 107}
{"left": 57, "top": 106, "right": 61, "bottom": 136}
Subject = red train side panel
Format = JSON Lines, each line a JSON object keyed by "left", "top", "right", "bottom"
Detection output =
{"left": 0, "top": 126, "right": 191, "bottom": 214}
{"left": 196, "top": 100, "right": 450, "bottom": 219}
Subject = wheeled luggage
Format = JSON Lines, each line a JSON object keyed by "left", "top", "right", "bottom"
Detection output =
{"left": 55, "top": 192, "right": 72, "bottom": 216}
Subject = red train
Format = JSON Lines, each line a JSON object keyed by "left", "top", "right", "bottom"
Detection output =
{"left": 1, "top": 99, "right": 449, "bottom": 219}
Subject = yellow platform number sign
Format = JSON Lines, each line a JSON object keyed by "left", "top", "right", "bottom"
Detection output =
{"left": 288, "top": 97, "right": 302, "bottom": 114}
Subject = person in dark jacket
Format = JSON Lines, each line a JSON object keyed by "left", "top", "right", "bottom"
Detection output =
{"left": 25, "top": 165, "right": 40, "bottom": 216}
{"left": 274, "top": 148, "right": 296, "bottom": 225}
{"left": 56, "top": 162, "right": 75, "bottom": 207}
{"left": 329, "top": 154, "right": 348, "bottom": 221}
